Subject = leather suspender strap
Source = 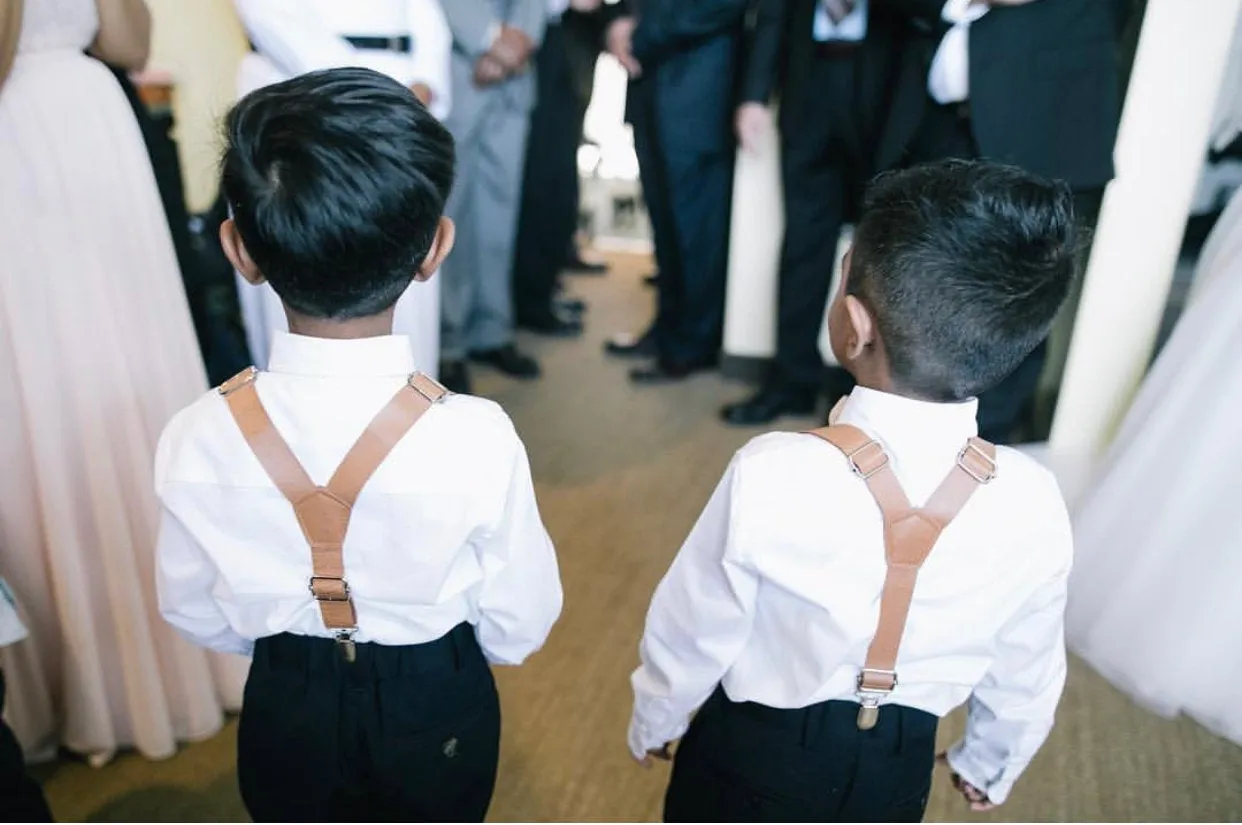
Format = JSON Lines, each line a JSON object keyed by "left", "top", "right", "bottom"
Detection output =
{"left": 218, "top": 367, "right": 449, "bottom": 655}
{"left": 805, "top": 423, "right": 996, "bottom": 729}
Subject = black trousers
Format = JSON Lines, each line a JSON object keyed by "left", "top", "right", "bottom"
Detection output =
{"left": 902, "top": 101, "right": 1103, "bottom": 443}
{"left": 631, "top": 82, "right": 734, "bottom": 366}
{"left": 0, "top": 671, "right": 53, "bottom": 822}
{"left": 775, "top": 45, "right": 888, "bottom": 391}
{"left": 664, "top": 687, "right": 938, "bottom": 823}
{"left": 238, "top": 624, "right": 500, "bottom": 823}
{"left": 513, "top": 22, "right": 587, "bottom": 324}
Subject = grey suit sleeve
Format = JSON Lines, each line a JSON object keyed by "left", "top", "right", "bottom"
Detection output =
{"left": 441, "top": 0, "right": 501, "bottom": 57}
{"left": 507, "top": 0, "right": 550, "bottom": 49}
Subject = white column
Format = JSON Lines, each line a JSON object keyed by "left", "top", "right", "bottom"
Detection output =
{"left": 1048, "top": 0, "right": 1242, "bottom": 460}
{"left": 722, "top": 120, "right": 784, "bottom": 365}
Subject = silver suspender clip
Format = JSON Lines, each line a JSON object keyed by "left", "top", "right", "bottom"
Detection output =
{"left": 856, "top": 669, "right": 897, "bottom": 731}
{"left": 335, "top": 629, "right": 357, "bottom": 663}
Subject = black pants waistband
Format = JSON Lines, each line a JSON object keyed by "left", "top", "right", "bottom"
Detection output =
{"left": 252, "top": 623, "right": 479, "bottom": 680}
{"left": 705, "top": 685, "right": 938, "bottom": 754}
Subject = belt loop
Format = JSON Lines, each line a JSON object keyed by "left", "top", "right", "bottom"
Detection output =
{"left": 893, "top": 704, "right": 906, "bottom": 756}
{"left": 799, "top": 705, "right": 815, "bottom": 749}
{"left": 450, "top": 623, "right": 468, "bottom": 671}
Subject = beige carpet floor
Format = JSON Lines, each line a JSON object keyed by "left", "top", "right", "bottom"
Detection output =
{"left": 38, "top": 253, "right": 1242, "bottom": 822}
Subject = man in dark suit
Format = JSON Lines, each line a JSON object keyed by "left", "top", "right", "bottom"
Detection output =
{"left": 874, "top": 0, "right": 1125, "bottom": 442}
{"left": 720, "top": 0, "right": 901, "bottom": 424}
{"left": 602, "top": 0, "right": 750, "bottom": 383}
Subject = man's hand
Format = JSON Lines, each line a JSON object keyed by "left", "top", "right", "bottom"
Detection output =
{"left": 606, "top": 16, "right": 642, "bottom": 78}
{"left": 634, "top": 742, "right": 673, "bottom": 768}
{"left": 735, "top": 102, "right": 772, "bottom": 154}
{"left": 489, "top": 24, "right": 535, "bottom": 73}
{"left": 473, "top": 54, "right": 508, "bottom": 87}
{"left": 938, "top": 754, "right": 997, "bottom": 812}
{"left": 570, "top": 0, "right": 604, "bottom": 10}
{"left": 410, "top": 82, "right": 433, "bottom": 106}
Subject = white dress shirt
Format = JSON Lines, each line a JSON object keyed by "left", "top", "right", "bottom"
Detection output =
{"left": 813, "top": 0, "right": 869, "bottom": 43}
{"left": 234, "top": 0, "right": 453, "bottom": 120}
{"left": 629, "top": 387, "right": 1072, "bottom": 805}
{"left": 155, "top": 333, "right": 562, "bottom": 668}
{"left": 928, "top": 0, "right": 989, "bottom": 104}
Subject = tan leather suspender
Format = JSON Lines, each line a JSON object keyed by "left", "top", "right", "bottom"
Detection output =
{"left": 805, "top": 423, "right": 997, "bottom": 729}
{"left": 217, "top": 366, "right": 450, "bottom": 661}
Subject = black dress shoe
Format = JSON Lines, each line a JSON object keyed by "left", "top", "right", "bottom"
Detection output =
{"left": 604, "top": 329, "right": 657, "bottom": 359}
{"left": 555, "top": 296, "right": 587, "bottom": 316}
{"left": 468, "top": 344, "right": 541, "bottom": 379}
{"left": 438, "top": 360, "right": 472, "bottom": 395}
{"left": 629, "top": 357, "right": 717, "bottom": 384}
{"left": 516, "top": 312, "right": 583, "bottom": 338}
{"left": 721, "top": 384, "right": 818, "bottom": 426}
{"left": 565, "top": 254, "right": 609, "bottom": 275}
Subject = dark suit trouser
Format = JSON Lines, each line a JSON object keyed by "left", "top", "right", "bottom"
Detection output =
{"left": 631, "top": 79, "right": 733, "bottom": 365}
{"left": 513, "top": 22, "right": 586, "bottom": 324}
{"left": 903, "top": 102, "right": 1103, "bottom": 443}
{"left": 0, "top": 671, "right": 53, "bottom": 822}
{"left": 774, "top": 47, "right": 878, "bottom": 391}
{"left": 237, "top": 625, "right": 500, "bottom": 823}
{"left": 664, "top": 687, "right": 937, "bottom": 823}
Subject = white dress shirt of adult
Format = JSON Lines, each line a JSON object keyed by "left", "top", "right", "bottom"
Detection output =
{"left": 814, "top": 0, "right": 869, "bottom": 42}
{"left": 928, "top": 0, "right": 993, "bottom": 104}
{"left": 231, "top": 0, "right": 452, "bottom": 377}
{"left": 628, "top": 386, "right": 1073, "bottom": 806}
{"left": 155, "top": 333, "right": 563, "bottom": 668}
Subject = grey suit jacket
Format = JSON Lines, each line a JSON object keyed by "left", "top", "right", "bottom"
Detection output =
{"left": 441, "top": 0, "right": 548, "bottom": 132}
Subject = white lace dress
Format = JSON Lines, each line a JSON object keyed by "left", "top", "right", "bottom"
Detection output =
{"left": 0, "top": 0, "right": 247, "bottom": 762}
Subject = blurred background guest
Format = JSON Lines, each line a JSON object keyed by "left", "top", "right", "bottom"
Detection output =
{"left": 874, "top": 0, "right": 1126, "bottom": 442}
{"left": 720, "top": 0, "right": 900, "bottom": 425}
{"left": 231, "top": 0, "right": 452, "bottom": 375}
{"left": 440, "top": 0, "right": 548, "bottom": 394}
{"left": 0, "top": 0, "right": 244, "bottom": 764}
{"left": 602, "top": 0, "right": 750, "bottom": 383}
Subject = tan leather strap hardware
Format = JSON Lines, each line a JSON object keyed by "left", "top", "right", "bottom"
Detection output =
{"left": 218, "top": 367, "right": 449, "bottom": 658}
{"left": 805, "top": 423, "right": 996, "bottom": 729}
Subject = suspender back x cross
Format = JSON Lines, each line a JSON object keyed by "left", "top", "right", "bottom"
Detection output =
{"left": 217, "top": 366, "right": 450, "bottom": 661}
{"left": 805, "top": 423, "right": 997, "bottom": 729}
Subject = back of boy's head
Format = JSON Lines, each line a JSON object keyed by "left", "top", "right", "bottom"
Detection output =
{"left": 221, "top": 67, "right": 455, "bottom": 319}
{"left": 848, "top": 159, "right": 1079, "bottom": 402}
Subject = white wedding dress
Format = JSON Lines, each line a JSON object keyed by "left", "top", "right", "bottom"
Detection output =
{"left": 1065, "top": 184, "right": 1242, "bottom": 746}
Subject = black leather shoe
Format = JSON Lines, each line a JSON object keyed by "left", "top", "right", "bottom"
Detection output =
{"left": 629, "top": 357, "right": 717, "bottom": 384}
{"left": 438, "top": 360, "right": 472, "bottom": 395}
{"left": 469, "top": 344, "right": 541, "bottom": 379}
{"left": 516, "top": 312, "right": 583, "bottom": 338}
{"left": 566, "top": 254, "right": 609, "bottom": 275}
{"left": 555, "top": 296, "right": 587, "bottom": 316}
{"left": 721, "top": 384, "right": 818, "bottom": 426}
{"left": 604, "top": 329, "right": 657, "bottom": 359}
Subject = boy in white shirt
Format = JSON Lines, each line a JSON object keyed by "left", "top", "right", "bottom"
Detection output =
{"left": 155, "top": 68, "right": 562, "bottom": 822}
{"left": 629, "top": 159, "right": 1078, "bottom": 821}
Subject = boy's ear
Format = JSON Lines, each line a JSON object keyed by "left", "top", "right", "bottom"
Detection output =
{"left": 843, "top": 294, "right": 875, "bottom": 361}
{"left": 415, "top": 217, "right": 456, "bottom": 282}
{"left": 220, "top": 218, "right": 265, "bottom": 286}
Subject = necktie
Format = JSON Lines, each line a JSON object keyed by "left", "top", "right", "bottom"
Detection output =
{"left": 821, "top": 0, "right": 857, "bottom": 26}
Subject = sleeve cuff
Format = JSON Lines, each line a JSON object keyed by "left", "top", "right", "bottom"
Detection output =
{"left": 946, "top": 741, "right": 1015, "bottom": 806}
{"left": 627, "top": 712, "right": 691, "bottom": 761}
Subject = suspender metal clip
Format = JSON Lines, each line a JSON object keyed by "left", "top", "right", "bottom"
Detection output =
{"left": 856, "top": 668, "right": 897, "bottom": 731}
{"left": 335, "top": 629, "right": 357, "bottom": 663}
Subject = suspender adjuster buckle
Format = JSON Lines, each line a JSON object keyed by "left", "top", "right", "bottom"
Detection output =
{"left": 957, "top": 441, "right": 997, "bottom": 484}
{"left": 217, "top": 366, "right": 259, "bottom": 397}
{"left": 309, "top": 576, "right": 350, "bottom": 601}
{"left": 846, "top": 440, "right": 890, "bottom": 479}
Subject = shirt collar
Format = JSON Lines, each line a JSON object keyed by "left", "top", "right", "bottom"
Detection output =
{"left": 266, "top": 332, "right": 415, "bottom": 378}
{"left": 836, "top": 386, "right": 979, "bottom": 455}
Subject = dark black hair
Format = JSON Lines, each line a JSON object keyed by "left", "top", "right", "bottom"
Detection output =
{"left": 848, "top": 159, "right": 1080, "bottom": 402}
{"left": 221, "top": 67, "right": 455, "bottom": 319}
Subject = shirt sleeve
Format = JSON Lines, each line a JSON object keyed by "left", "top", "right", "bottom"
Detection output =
{"left": 408, "top": 0, "right": 453, "bottom": 119}
{"left": 155, "top": 506, "right": 255, "bottom": 657}
{"left": 233, "top": 0, "right": 365, "bottom": 79}
{"left": 628, "top": 455, "right": 759, "bottom": 760}
{"left": 945, "top": 499, "right": 1072, "bottom": 806}
{"left": 473, "top": 435, "right": 563, "bottom": 666}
